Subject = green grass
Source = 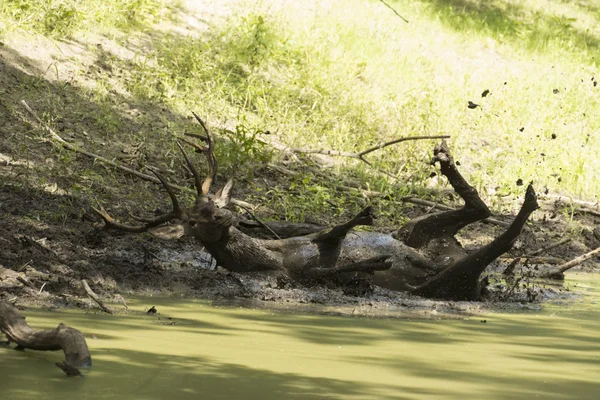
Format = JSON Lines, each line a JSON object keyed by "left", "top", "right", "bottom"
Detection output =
{"left": 0, "top": 0, "right": 179, "bottom": 36}
{"left": 1, "top": 0, "right": 599, "bottom": 227}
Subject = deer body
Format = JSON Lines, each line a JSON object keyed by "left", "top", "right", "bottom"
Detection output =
{"left": 93, "top": 115, "right": 538, "bottom": 301}
{"left": 193, "top": 221, "right": 446, "bottom": 291}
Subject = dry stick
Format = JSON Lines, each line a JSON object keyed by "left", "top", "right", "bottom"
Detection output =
{"left": 292, "top": 135, "right": 451, "bottom": 181}
{"left": 545, "top": 246, "right": 600, "bottom": 277}
{"left": 236, "top": 204, "right": 282, "bottom": 240}
{"left": 292, "top": 135, "right": 450, "bottom": 162}
{"left": 542, "top": 195, "right": 600, "bottom": 217}
{"left": 17, "top": 276, "right": 37, "bottom": 290}
{"left": 20, "top": 100, "right": 253, "bottom": 209}
{"left": 81, "top": 280, "right": 114, "bottom": 315}
{"left": 377, "top": 0, "right": 409, "bottom": 23}
{"left": 545, "top": 193, "right": 599, "bottom": 209}
{"left": 401, "top": 196, "right": 509, "bottom": 227}
{"left": 527, "top": 237, "right": 572, "bottom": 257}
{"left": 116, "top": 294, "right": 129, "bottom": 310}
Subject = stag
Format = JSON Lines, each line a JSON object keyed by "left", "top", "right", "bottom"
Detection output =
{"left": 93, "top": 114, "right": 539, "bottom": 301}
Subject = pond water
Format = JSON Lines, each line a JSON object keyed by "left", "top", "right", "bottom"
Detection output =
{"left": 1, "top": 273, "right": 599, "bottom": 400}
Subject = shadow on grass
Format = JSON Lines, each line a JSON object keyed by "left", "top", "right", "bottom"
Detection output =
{"left": 420, "top": 0, "right": 600, "bottom": 57}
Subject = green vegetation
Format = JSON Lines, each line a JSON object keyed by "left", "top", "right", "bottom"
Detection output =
{"left": 0, "top": 0, "right": 178, "bottom": 36}
{"left": 1, "top": 0, "right": 599, "bottom": 226}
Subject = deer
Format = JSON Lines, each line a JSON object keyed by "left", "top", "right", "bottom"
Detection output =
{"left": 93, "top": 114, "right": 539, "bottom": 301}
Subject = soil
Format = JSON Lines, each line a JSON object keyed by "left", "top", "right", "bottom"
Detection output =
{"left": 1, "top": 23, "right": 600, "bottom": 318}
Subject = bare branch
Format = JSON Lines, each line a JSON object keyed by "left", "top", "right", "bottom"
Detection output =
{"left": 81, "top": 280, "right": 114, "bottom": 315}
{"left": 377, "top": 0, "right": 409, "bottom": 23}
{"left": 291, "top": 135, "right": 451, "bottom": 162}
{"left": 542, "top": 246, "right": 600, "bottom": 279}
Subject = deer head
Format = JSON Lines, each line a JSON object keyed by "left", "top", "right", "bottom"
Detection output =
{"left": 92, "top": 113, "right": 235, "bottom": 244}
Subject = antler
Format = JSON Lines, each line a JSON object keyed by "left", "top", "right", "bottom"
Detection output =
{"left": 177, "top": 112, "right": 218, "bottom": 204}
{"left": 93, "top": 113, "right": 220, "bottom": 232}
{"left": 92, "top": 169, "right": 183, "bottom": 232}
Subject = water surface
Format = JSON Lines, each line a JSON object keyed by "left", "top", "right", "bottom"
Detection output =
{"left": 1, "top": 273, "right": 599, "bottom": 399}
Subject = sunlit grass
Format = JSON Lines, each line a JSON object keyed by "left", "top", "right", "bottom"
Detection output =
{"left": 1, "top": 0, "right": 599, "bottom": 225}
{"left": 119, "top": 0, "right": 600, "bottom": 205}
{"left": 0, "top": 0, "right": 180, "bottom": 36}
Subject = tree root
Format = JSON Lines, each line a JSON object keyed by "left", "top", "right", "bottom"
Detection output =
{"left": 0, "top": 300, "right": 91, "bottom": 377}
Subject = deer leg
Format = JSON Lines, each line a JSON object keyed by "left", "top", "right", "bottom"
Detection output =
{"left": 312, "top": 206, "right": 374, "bottom": 244}
{"left": 411, "top": 184, "right": 539, "bottom": 301}
{"left": 398, "top": 140, "right": 491, "bottom": 248}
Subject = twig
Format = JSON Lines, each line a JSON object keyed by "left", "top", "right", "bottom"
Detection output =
{"left": 116, "top": 294, "right": 129, "bottom": 310}
{"left": 38, "top": 282, "right": 47, "bottom": 294}
{"left": 543, "top": 246, "right": 600, "bottom": 278}
{"left": 401, "top": 197, "right": 509, "bottom": 227}
{"left": 377, "top": 0, "right": 409, "bottom": 23}
{"left": 291, "top": 135, "right": 450, "bottom": 164}
{"left": 17, "top": 260, "right": 32, "bottom": 272}
{"left": 544, "top": 193, "right": 599, "bottom": 209}
{"left": 21, "top": 100, "right": 253, "bottom": 209}
{"left": 527, "top": 237, "right": 572, "bottom": 257}
{"left": 17, "top": 277, "right": 37, "bottom": 290}
{"left": 236, "top": 204, "right": 282, "bottom": 240}
{"left": 81, "top": 279, "right": 114, "bottom": 314}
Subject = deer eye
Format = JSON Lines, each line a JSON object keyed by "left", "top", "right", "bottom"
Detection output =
{"left": 188, "top": 221, "right": 197, "bottom": 228}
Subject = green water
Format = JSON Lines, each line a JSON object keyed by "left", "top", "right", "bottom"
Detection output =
{"left": 1, "top": 274, "right": 599, "bottom": 400}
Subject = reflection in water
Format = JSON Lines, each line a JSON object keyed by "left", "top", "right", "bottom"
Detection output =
{"left": 0, "top": 274, "right": 599, "bottom": 400}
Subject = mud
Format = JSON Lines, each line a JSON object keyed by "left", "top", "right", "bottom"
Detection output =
{"left": 0, "top": 175, "right": 595, "bottom": 317}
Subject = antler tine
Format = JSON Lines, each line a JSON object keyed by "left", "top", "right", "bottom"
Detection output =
{"left": 92, "top": 204, "right": 176, "bottom": 233}
{"left": 191, "top": 112, "right": 217, "bottom": 196}
{"left": 148, "top": 168, "right": 182, "bottom": 216}
{"left": 91, "top": 168, "right": 183, "bottom": 233}
{"left": 175, "top": 140, "right": 204, "bottom": 198}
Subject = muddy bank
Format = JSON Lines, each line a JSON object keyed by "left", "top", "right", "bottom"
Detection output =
{"left": 0, "top": 182, "right": 586, "bottom": 318}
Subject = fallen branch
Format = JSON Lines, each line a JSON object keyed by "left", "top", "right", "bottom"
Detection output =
{"left": 401, "top": 197, "right": 509, "bottom": 227}
{"left": 527, "top": 237, "right": 572, "bottom": 257}
{"left": 81, "top": 279, "right": 114, "bottom": 314}
{"left": 0, "top": 300, "right": 91, "bottom": 376}
{"left": 542, "top": 246, "right": 600, "bottom": 279}
{"left": 21, "top": 100, "right": 253, "bottom": 209}
{"left": 291, "top": 135, "right": 450, "bottom": 166}
{"left": 116, "top": 294, "right": 129, "bottom": 310}
{"left": 16, "top": 276, "right": 37, "bottom": 290}
{"left": 542, "top": 195, "right": 600, "bottom": 217}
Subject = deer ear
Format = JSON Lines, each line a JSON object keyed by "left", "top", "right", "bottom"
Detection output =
{"left": 212, "top": 179, "right": 233, "bottom": 208}
{"left": 148, "top": 224, "right": 185, "bottom": 240}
